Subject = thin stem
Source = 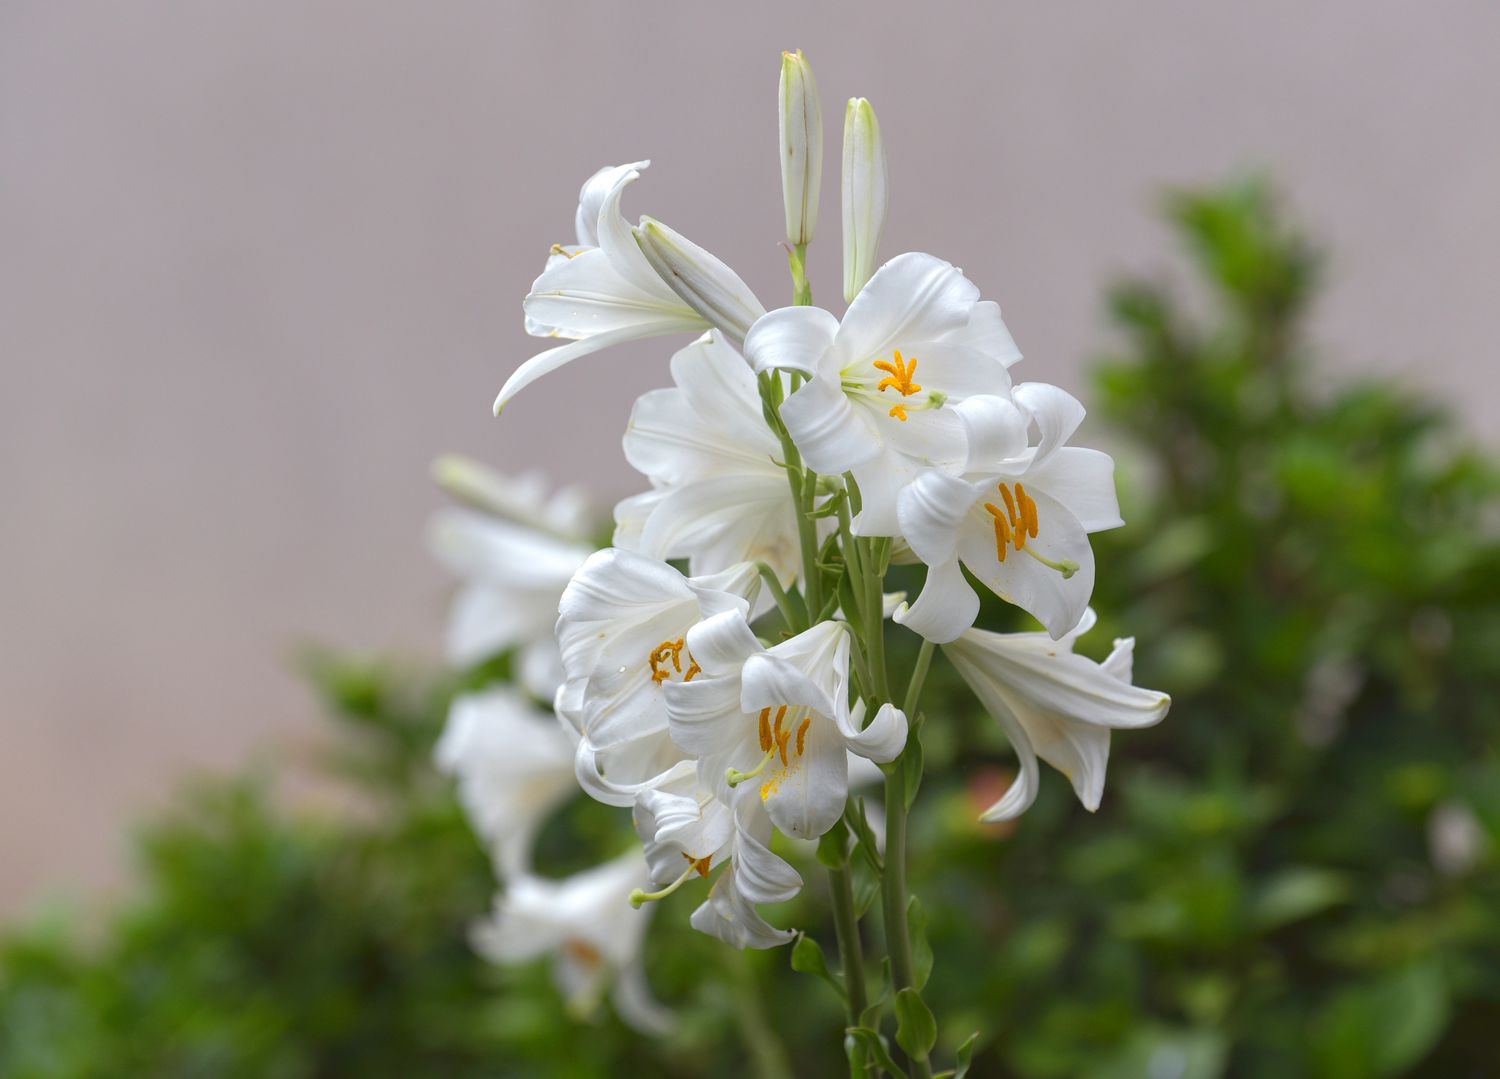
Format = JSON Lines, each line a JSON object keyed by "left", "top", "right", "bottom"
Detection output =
{"left": 882, "top": 763, "right": 932, "bottom": 1079}
{"left": 903, "top": 639, "right": 936, "bottom": 719}
{"left": 860, "top": 538, "right": 892, "bottom": 704}
{"left": 829, "top": 862, "right": 869, "bottom": 1019}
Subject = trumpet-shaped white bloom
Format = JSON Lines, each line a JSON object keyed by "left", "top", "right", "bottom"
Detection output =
{"left": 435, "top": 687, "right": 577, "bottom": 879}
{"left": 471, "top": 849, "right": 671, "bottom": 1035}
{"left": 943, "top": 609, "right": 1170, "bottom": 820}
{"left": 743, "top": 252, "right": 1021, "bottom": 535}
{"left": 613, "top": 331, "right": 811, "bottom": 587}
{"left": 633, "top": 776, "right": 802, "bottom": 949}
{"left": 555, "top": 548, "right": 759, "bottom": 806}
{"left": 497, "top": 162, "right": 764, "bottom": 413}
{"left": 895, "top": 383, "right": 1122, "bottom": 642}
{"left": 428, "top": 460, "right": 595, "bottom": 698}
{"left": 665, "top": 614, "right": 906, "bottom": 840}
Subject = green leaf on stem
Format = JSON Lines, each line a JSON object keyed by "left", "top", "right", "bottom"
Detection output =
{"left": 895, "top": 987, "right": 937, "bottom": 1060}
{"left": 908, "top": 896, "right": 933, "bottom": 991}
{"left": 848, "top": 1026, "right": 909, "bottom": 1079}
{"left": 790, "top": 933, "right": 845, "bottom": 1000}
{"left": 901, "top": 725, "right": 925, "bottom": 812}
{"left": 816, "top": 819, "right": 850, "bottom": 870}
{"left": 953, "top": 1032, "right": 979, "bottom": 1078}
{"left": 852, "top": 855, "right": 881, "bottom": 918}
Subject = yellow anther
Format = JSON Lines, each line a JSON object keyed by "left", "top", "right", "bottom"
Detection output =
{"left": 796, "top": 718, "right": 811, "bottom": 756}
{"left": 1016, "top": 482, "right": 1039, "bottom": 539}
{"left": 985, "top": 482, "right": 1042, "bottom": 561}
{"left": 649, "top": 638, "right": 698, "bottom": 685}
{"left": 873, "top": 350, "right": 922, "bottom": 399}
{"left": 682, "top": 852, "right": 713, "bottom": 878}
{"left": 564, "top": 938, "right": 604, "bottom": 966}
{"left": 888, "top": 404, "right": 910, "bottom": 422}
{"left": 549, "top": 243, "right": 583, "bottom": 259}
{"left": 758, "top": 708, "right": 773, "bottom": 752}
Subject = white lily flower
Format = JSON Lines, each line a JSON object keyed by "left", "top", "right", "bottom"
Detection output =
{"left": 471, "top": 849, "right": 672, "bottom": 1035}
{"left": 497, "top": 162, "right": 764, "bottom": 413}
{"left": 743, "top": 251, "right": 1021, "bottom": 535}
{"left": 555, "top": 548, "right": 760, "bottom": 806}
{"left": 432, "top": 454, "right": 592, "bottom": 537}
{"left": 841, "top": 96, "right": 888, "bottom": 303}
{"left": 665, "top": 613, "right": 906, "bottom": 840}
{"left": 632, "top": 775, "right": 802, "bottom": 949}
{"left": 434, "top": 687, "right": 577, "bottom": 879}
{"left": 779, "top": 49, "right": 822, "bottom": 247}
{"left": 613, "top": 331, "right": 813, "bottom": 587}
{"left": 428, "top": 463, "right": 595, "bottom": 698}
{"left": 894, "top": 383, "right": 1122, "bottom": 642}
{"left": 943, "top": 609, "right": 1170, "bottom": 820}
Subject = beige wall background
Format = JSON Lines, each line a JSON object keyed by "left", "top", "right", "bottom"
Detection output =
{"left": 2, "top": 1, "right": 1497, "bottom": 916}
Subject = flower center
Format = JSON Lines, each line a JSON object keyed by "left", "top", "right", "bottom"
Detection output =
{"left": 844, "top": 350, "right": 948, "bottom": 422}
{"left": 983, "top": 481, "right": 1038, "bottom": 561}
{"left": 981, "top": 481, "right": 1079, "bottom": 578}
{"left": 725, "top": 704, "right": 814, "bottom": 798}
{"left": 648, "top": 638, "right": 701, "bottom": 685}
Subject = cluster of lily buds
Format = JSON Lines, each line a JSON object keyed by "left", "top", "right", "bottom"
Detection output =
{"left": 429, "top": 49, "right": 1169, "bottom": 1034}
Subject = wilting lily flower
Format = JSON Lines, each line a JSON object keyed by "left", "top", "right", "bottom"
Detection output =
{"left": 614, "top": 331, "right": 818, "bottom": 587}
{"left": 841, "top": 96, "right": 887, "bottom": 302}
{"left": 429, "top": 460, "right": 594, "bottom": 698}
{"left": 471, "top": 849, "right": 672, "bottom": 1035}
{"left": 943, "top": 609, "right": 1170, "bottom": 820}
{"left": 895, "top": 383, "right": 1121, "bottom": 641}
{"left": 497, "top": 162, "right": 764, "bottom": 413}
{"left": 743, "top": 251, "right": 1020, "bottom": 534}
{"left": 435, "top": 687, "right": 577, "bottom": 879}
{"left": 555, "top": 548, "right": 759, "bottom": 806}
{"left": 633, "top": 775, "right": 802, "bottom": 949}
{"left": 665, "top": 613, "right": 906, "bottom": 840}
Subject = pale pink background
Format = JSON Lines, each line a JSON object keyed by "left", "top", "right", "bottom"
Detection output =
{"left": 3, "top": 2, "right": 1497, "bottom": 915}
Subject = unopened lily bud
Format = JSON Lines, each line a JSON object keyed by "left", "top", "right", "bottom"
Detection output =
{"left": 634, "top": 217, "right": 766, "bottom": 344}
{"left": 842, "top": 97, "right": 888, "bottom": 303}
{"left": 778, "top": 49, "right": 822, "bottom": 247}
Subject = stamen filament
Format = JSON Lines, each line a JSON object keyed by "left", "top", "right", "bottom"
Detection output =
{"left": 629, "top": 864, "right": 698, "bottom": 908}
{"left": 727, "top": 747, "right": 778, "bottom": 787}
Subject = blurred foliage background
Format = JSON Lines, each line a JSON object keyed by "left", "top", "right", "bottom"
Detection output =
{"left": 3, "top": 182, "right": 1497, "bottom": 1078}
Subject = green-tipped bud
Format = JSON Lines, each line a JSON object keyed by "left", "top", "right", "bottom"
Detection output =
{"left": 842, "top": 97, "right": 888, "bottom": 303}
{"left": 778, "top": 49, "right": 823, "bottom": 247}
{"left": 634, "top": 217, "right": 766, "bottom": 344}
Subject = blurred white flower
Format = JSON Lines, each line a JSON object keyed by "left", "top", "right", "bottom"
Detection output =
{"left": 428, "top": 459, "right": 594, "bottom": 698}
{"left": 471, "top": 849, "right": 671, "bottom": 1035}
{"left": 554, "top": 548, "right": 759, "bottom": 806}
{"left": 743, "top": 251, "right": 1020, "bottom": 534}
{"left": 633, "top": 218, "right": 766, "bottom": 343}
{"left": 1429, "top": 800, "right": 1488, "bottom": 878}
{"left": 666, "top": 614, "right": 905, "bottom": 840}
{"left": 497, "top": 162, "right": 763, "bottom": 413}
{"left": 895, "top": 384, "right": 1121, "bottom": 641}
{"left": 613, "top": 331, "right": 812, "bottom": 588}
{"left": 943, "top": 609, "right": 1170, "bottom": 820}
{"left": 434, "top": 687, "right": 577, "bottom": 880}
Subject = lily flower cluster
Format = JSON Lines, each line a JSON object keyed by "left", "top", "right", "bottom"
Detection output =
{"left": 434, "top": 50, "right": 1170, "bottom": 1069}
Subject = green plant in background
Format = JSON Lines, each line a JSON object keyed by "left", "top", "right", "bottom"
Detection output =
{"left": 3, "top": 181, "right": 1497, "bottom": 1078}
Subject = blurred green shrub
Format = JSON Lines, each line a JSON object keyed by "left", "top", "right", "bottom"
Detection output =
{"left": 3, "top": 181, "right": 1497, "bottom": 1077}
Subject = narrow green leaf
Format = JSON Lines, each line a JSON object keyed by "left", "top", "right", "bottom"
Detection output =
{"left": 901, "top": 726, "right": 925, "bottom": 811}
{"left": 852, "top": 857, "right": 881, "bottom": 918}
{"left": 907, "top": 896, "right": 933, "bottom": 991}
{"left": 894, "top": 987, "right": 937, "bottom": 1060}
{"left": 790, "top": 933, "right": 845, "bottom": 1000}
{"left": 816, "top": 818, "right": 851, "bottom": 869}
{"left": 953, "top": 1032, "right": 979, "bottom": 1079}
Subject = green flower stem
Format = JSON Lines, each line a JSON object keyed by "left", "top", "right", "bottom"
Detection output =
{"left": 728, "top": 949, "right": 793, "bottom": 1079}
{"left": 828, "top": 860, "right": 870, "bottom": 1025}
{"left": 788, "top": 241, "right": 812, "bottom": 307}
{"left": 904, "top": 639, "right": 935, "bottom": 718}
{"left": 882, "top": 760, "right": 932, "bottom": 1079}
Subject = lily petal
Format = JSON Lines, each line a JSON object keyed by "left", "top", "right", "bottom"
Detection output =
{"left": 743, "top": 305, "right": 840, "bottom": 376}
